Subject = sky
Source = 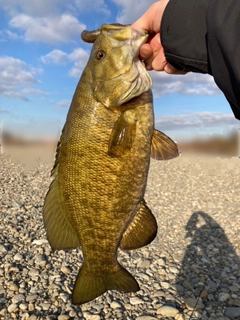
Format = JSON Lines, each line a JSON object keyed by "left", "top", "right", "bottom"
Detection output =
{"left": 0, "top": 0, "right": 239, "bottom": 142}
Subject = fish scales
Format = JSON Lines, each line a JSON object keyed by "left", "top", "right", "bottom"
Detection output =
{"left": 61, "top": 89, "right": 154, "bottom": 268}
{"left": 43, "top": 24, "right": 179, "bottom": 305}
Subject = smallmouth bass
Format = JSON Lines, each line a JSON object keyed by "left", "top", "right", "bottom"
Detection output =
{"left": 43, "top": 24, "right": 179, "bottom": 305}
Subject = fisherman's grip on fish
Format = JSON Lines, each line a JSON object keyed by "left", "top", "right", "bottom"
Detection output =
{"left": 43, "top": 24, "right": 179, "bottom": 305}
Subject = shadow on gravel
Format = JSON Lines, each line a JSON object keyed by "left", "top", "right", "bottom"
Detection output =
{"left": 175, "top": 211, "right": 240, "bottom": 319}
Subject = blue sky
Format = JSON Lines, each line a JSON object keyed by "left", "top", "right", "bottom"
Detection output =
{"left": 0, "top": 0, "right": 239, "bottom": 141}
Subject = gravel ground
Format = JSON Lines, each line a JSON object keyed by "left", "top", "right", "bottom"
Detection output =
{"left": 1, "top": 151, "right": 240, "bottom": 320}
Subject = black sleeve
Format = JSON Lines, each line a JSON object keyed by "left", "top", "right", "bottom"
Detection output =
{"left": 161, "top": 0, "right": 240, "bottom": 120}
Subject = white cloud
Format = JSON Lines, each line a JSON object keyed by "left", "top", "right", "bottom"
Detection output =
{"left": 0, "top": 56, "right": 46, "bottom": 100}
{"left": 9, "top": 14, "right": 86, "bottom": 44}
{"left": 151, "top": 72, "right": 221, "bottom": 97}
{"left": 22, "top": 88, "right": 48, "bottom": 96}
{"left": 0, "top": 0, "right": 112, "bottom": 44}
{"left": 41, "top": 50, "right": 69, "bottom": 65}
{"left": 68, "top": 48, "right": 89, "bottom": 77}
{"left": 41, "top": 48, "right": 89, "bottom": 78}
{"left": 111, "top": 0, "right": 156, "bottom": 24}
{"left": 57, "top": 99, "right": 71, "bottom": 108}
{"left": 155, "top": 112, "right": 239, "bottom": 132}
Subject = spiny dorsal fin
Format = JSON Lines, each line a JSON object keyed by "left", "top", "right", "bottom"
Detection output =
{"left": 151, "top": 129, "right": 179, "bottom": 160}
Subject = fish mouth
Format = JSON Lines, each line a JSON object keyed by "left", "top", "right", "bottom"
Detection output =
{"left": 117, "top": 60, "right": 152, "bottom": 104}
{"left": 116, "top": 28, "right": 152, "bottom": 105}
{"left": 130, "top": 28, "right": 149, "bottom": 48}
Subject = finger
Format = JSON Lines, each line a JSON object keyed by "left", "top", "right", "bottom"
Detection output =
{"left": 139, "top": 43, "right": 153, "bottom": 61}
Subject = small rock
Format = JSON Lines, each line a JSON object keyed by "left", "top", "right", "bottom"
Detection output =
{"left": 12, "top": 293, "right": 25, "bottom": 304}
{"left": 225, "top": 307, "right": 240, "bottom": 318}
{"left": 184, "top": 297, "right": 205, "bottom": 310}
{"left": 183, "top": 280, "right": 193, "bottom": 289}
{"left": 228, "top": 299, "right": 240, "bottom": 307}
{"left": 0, "top": 245, "right": 7, "bottom": 253}
{"left": 35, "top": 254, "right": 47, "bottom": 267}
{"left": 60, "top": 266, "right": 71, "bottom": 274}
{"left": 230, "top": 285, "right": 239, "bottom": 292}
{"left": 83, "top": 315, "right": 101, "bottom": 320}
{"left": 136, "top": 317, "right": 158, "bottom": 320}
{"left": 40, "top": 303, "right": 51, "bottom": 310}
{"left": 219, "top": 292, "right": 230, "bottom": 302}
{"left": 157, "top": 305, "right": 179, "bottom": 317}
{"left": 58, "top": 315, "right": 70, "bottom": 320}
{"left": 110, "top": 301, "right": 122, "bottom": 309}
{"left": 7, "top": 303, "right": 18, "bottom": 313}
{"left": 9, "top": 283, "right": 19, "bottom": 291}
{"left": 137, "top": 260, "right": 151, "bottom": 268}
{"left": 200, "top": 290, "right": 208, "bottom": 299}
{"left": 28, "top": 303, "right": 35, "bottom": 312}
{"left": 26, "top": 294, "right": 38, "bottom": 302}
{"left": 157, "top": 258, "right": 165, "bottom": 266}
{"left": 13, "top": 253, "right": 23, "bottom": 261}
{"left": 160, "top": 281, "right": 170, "bottom": 289}
{"left": 130, "top": 297, "right": 144, "bottom": 305}
{"left": 32, "top": 239, "right": 49, "bottom": 246}
{"left": 19, "top": 303, "right": 28, "bottom": 310}
{"left": 169, "top": 266, "right": 178, "bottom": 274}
{"left": 138, "top": 273, "right": 150, "bottom": 281}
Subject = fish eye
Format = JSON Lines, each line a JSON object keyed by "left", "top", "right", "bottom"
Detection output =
{"left": 96, "top": 50, "right": 106, "bottom": 60}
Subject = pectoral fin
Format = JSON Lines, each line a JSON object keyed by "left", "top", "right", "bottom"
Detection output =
{"left": 151, "top": 129, "right": 179, "bottom": 160}
{"left": 108, "top": 112, "right": 136, "bottom": 157}
{"left": 43, "top": 177, "right": 80, "bottom": 251}
{"left": 120, "top": 200, "right": 157, "bottom": 250}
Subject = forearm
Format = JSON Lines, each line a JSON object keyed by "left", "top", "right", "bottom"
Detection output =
{"left": 160, "top": 0, "right": 209, "bottom": 74}
{"left": 161, "top": 0, "right": 240, "bottom": 119}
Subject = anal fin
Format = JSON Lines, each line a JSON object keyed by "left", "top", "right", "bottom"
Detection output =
{"left": 151, "top": 129, "right": 179, "bottom": 160}
{"left": 43, "top": 177, "right": 80, "bottom": 250}
{"left": 120, "top": 200, "right": 157, "bottom": 250}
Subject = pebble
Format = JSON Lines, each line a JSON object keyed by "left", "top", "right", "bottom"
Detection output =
{"left": 160, "top": 281, "right": 170, "bottom": 289}
{"left": 136, "top": 317, "right": 158, "bottom": 320}
{"left": 225, "top": 307, "right": 240, "bottom": 318}
{"left": 12, "top": 294, "right": 25, "bottom": 304}
{"left": 184, "top": 297, "right": 205, "bottom": 310}
{"left": 156, "top": 305, "right": 180, "bottom": 317}
{"left": 0, "top": 245, "right": 7, "bottom": 253}
{"left": 13, "top": 253, "right": 23, "bottom": 261}
{"left": 110, "top": 301, "right": 122, "bottom": 309}
{"left": 58, "top": 315, "right": 70, "bottom": 320}
{"left": 219, "top": 292, "right": 230, "bottom": 302}
{"left": 169, "top": 266, "right": 178, "bottom": 274}
{"left": 60, "top": 266, "right": 71, "bottom": 274}
{"left": 137, "top": 259, "right": 151, "bottom": 268}
{"left": 130, "top": 297, "right": 144, "bottom": 305}
{"left": 83, "top": 314, "right": 101, "bottom": 320}
{"left": 7, "top": 303, "right": 18, "bottom": 313}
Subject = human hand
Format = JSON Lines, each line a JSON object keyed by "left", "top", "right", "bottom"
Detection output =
{"left": 131, "top": 1, "right": 186, "bottom": 74}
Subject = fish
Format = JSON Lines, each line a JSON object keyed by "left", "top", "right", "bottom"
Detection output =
{"left": 43, "top": 23, "right": 179, "bottom": 305}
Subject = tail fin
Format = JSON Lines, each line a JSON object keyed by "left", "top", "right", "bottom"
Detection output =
{"left": 72, "top": 263, "right": 139, "bottom": 305}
